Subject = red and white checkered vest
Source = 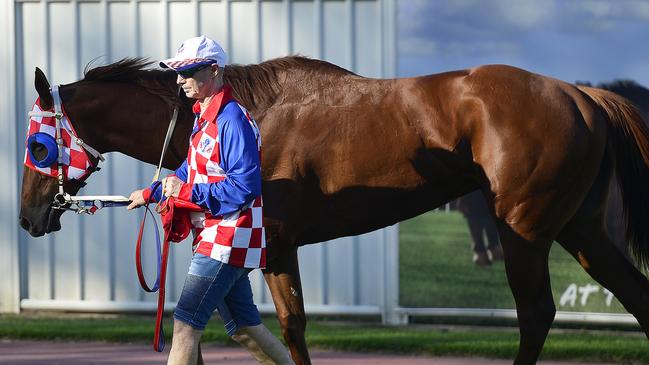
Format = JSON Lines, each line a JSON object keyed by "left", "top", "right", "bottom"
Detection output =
{"left": 189, "top": 89, "right": 266, "bottom": 269}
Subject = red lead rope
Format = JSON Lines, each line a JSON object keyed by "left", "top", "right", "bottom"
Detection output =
{"left": 135, "top": 194, "right": 203, "bottom": 352}
{"left": 135, "top": 198, "right": 169, "bottom": 352}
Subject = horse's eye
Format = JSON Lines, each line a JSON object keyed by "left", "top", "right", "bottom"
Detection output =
{"left": 29, "top": 141, "right": 49, "bottom": 161}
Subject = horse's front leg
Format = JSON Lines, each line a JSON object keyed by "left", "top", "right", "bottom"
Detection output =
{"left": 264, "top": 246, "right": 310, "bottom": 365}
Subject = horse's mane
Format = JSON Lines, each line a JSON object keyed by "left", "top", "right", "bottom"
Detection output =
{"left": 82, "top": 56, "right": 355, "bottom": 113}
{"left": 225, "top": 56, "right": 354, "bottom": 110}
{"left": 83, "top": 58, "right": 182, "bottom": 109}
{"left": 83, "top": 57, "right": 160, "bottom": 82}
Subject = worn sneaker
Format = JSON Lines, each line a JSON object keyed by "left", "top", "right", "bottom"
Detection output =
{"left": 473, "top": 252, "right": 491, "bottom": 266}
{"left": 488, "top": 246, "right": 504, "bottom": 261}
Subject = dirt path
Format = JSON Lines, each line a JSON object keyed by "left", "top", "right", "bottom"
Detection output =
{"left": 0, "top": 340, "right": 619, "bottom": 364}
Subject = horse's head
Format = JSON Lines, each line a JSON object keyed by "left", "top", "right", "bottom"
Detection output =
{"left": 19, "top": 68, "right": 91, "bottom": 237}
{"left": 20, "top": 59, "right": 193, "bottom": 236}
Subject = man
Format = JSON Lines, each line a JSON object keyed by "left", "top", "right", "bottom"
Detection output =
{"left": 455, "top": 191, "right": 503, "bottom": 266}
{"left": 128, "top": 35, "right": 293, "bottom": 365}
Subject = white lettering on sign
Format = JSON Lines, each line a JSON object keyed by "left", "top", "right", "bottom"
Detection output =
{"left": 559, "top": 283, "right": 615, "bottom": 307}
{"left": 560, "top": 284, "right": 578, "bottom": 307}
{"left": 602, "top": 288, "right": 614, "bottom": 307}
{"left": 577, "top": 284, "right": 599, "bottom": 306}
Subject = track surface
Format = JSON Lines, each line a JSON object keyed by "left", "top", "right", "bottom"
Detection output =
{"left": 0, "top": 340, "right": 618, "bottom": 364}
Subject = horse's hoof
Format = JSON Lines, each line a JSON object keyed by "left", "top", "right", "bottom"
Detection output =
{"left": 473, "top": 252, "right": 491, "bottom": 266}
{"left": 488, "top": 246, "right": 504, "bottom": 261}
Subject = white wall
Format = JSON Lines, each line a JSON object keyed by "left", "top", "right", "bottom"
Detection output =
{"left": 2, "top": 0, "right": 397, "bottom": 318}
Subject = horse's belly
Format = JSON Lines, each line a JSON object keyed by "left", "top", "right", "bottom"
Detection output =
{"left": 296, "top": 180, "right": 477, "bottom": 245}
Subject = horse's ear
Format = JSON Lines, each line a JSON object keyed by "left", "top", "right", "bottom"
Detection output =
{"left": 35, "top": 67, "right": 53, "bottom": 110}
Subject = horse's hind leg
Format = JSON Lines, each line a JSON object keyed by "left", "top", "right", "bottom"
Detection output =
{"left": 264, "top": 246, "right": 309, "bottom": 365}
{"left": 557, "top": 221, "right": 649, "bottom": 335}
{"left": 555, "top": 150, "right": 649, "bottom": 336}
{"left": 497, "top": 224, "right": 555, "bottom": 365}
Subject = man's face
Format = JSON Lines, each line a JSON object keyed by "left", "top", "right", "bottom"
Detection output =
{"left": 176, "top": 65, "right": 216, "bottom": 99}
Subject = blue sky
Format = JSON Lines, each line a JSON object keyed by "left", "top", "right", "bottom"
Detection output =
{"left": 397, "top": 0, "right": 649, "bottom": 87}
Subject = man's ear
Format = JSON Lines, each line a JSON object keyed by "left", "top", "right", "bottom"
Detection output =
{"left": 35, "top": 67, "right": 53, "bottom": 110}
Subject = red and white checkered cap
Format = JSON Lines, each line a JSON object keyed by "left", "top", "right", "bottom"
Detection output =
{"left": 160, "top": 35, "right": 228, "bottom": 71}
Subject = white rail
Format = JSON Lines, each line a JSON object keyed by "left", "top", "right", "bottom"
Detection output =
{"left": 396, "top": 307, "right": 639, "bottom": 326}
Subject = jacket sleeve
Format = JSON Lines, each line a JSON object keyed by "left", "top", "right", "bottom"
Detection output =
{"left": 184, "top": 107, "right": 261, "bottom": 216}
{"left": 142, "top": 160, "right": 189, "bottom": 202}
{"left": 173, "top": 160, "right": 189, "bottom": 182}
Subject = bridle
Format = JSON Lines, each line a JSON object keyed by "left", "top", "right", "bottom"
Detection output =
{"left": 26, "top": 85, "right": 124, "bottom": 214}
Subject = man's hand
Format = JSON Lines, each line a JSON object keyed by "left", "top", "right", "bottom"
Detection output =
{"left": 162, "top": 176, "right": 183, "bottom": 198}
{"left": 127, "top": 189, "right": 146, "bottom": 210}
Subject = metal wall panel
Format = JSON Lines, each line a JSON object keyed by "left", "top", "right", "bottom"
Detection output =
{"left": 291, "top": 1, "right": 318, "bottom": 57}
{"left": 20, "top": 1, "right": 50, "bottom": 302}
{"left": 50, "top": 0, "right": 82, "bottom": 302}
{"left": 355, "top": 0, "right": 381, "bottom": 78}
{"left": 230, "top": 1, "right": 259, "bottom": 63}
{"left": 323, "top": 0, "right": 350, "bottom": 69}
{"left": 199, "top": 1, "right": 228, "bottom": 48}
{"left": 261, "top": 1, "right": 289, "bottom": 59}
{"left": 78, "top": 0, "right": 110, "bottom": 304}
{"left": 0, "top": 0, "right": 20, "bottom": 314}
{"left": 3, "top": 0, "right": 397, "bottom": 318}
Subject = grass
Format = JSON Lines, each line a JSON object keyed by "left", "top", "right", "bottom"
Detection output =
{"left": 399, "top": 211, "right": 628, "bottom": 313}
{"left": 1, "top": 313, "right": 649, "bottom": 363}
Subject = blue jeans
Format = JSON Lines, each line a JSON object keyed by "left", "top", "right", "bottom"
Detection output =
{"left": 174, "top": 253, "right": 262, "bottom": 335}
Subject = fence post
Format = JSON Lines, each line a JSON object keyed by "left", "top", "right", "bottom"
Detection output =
{"left": 0, "top": 0, "right": 21, "bottom": 314}
{"left": 381, "top": 224, "right": 408, "bottom": 325}
{"left": 378, "top": 0, "right": 404, "bottom": 325}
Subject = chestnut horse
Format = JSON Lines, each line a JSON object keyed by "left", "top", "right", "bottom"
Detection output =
{"left": 20, "top": 57, "right": 649, "bottom": 365}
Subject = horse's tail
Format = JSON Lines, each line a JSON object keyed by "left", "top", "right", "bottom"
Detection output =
{"left": 578, "top": 85, "right": 649, "bottom": 269}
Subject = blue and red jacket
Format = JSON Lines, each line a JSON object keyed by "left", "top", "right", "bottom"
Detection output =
{"left": 145, "top": 85, "right": 266, "bottom": 268}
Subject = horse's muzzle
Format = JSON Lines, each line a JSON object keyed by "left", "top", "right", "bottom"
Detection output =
{"left": 19, "top": 206, "right": 62, "bottom": 237}
{"left": 19, "top": 214, "right": 45, "bottom": 237}
{"left": 19, "top": 215, "right": 33, "bottom": 233}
